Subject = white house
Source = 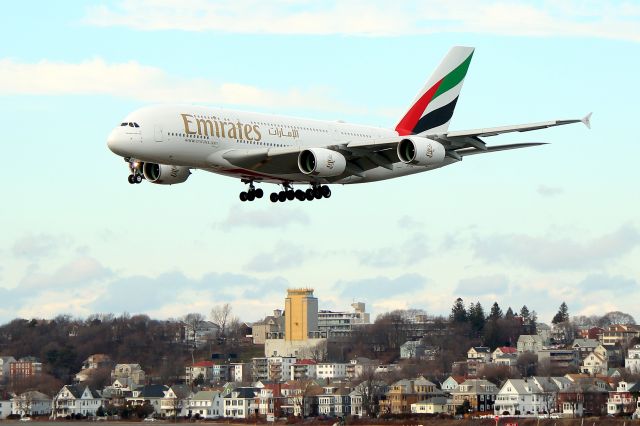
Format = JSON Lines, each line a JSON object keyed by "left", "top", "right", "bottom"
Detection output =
{"left": 186, "top": 391, "right": 222, "bottom": 419}
{"left": 316, "top": 362, "right": 348, "bottom": 380}
{"left": 411, "top": 396, "right": 448, "bottom": 414}
{"left": 0, "top": 399, "right": 12, "bottom": 419}
{"left": 517, "top": 335, "right": 544, "bottom": 353}
{"left": 442, "top": 376, "right": 465, "bottom": 392}
{"left": 467, "top": 347, "right": 491, "bottom": 362}
{"left": 111, "top": 363, "right": 145, "bottom": 387}
{"left": 494, "top": 379, "right": 559, "bottom": 416}
{"left": 11, "top": 391, "right": 52, "bottom": 417}
{"left": 126, "top": 384, "right": 169, "bottom": 416}
{"left": 160, "top": 384, "right": 192, "bottom": 418}
{"left": 52, "top": 385, "right": 104, "bottom": 419}
{"left": 223, "top": 387, "right": 258, "bottom": 419}
{"left": 0, "top": 356, "right": 16, "bottom": 382}
{"left": 626, "top": 345, "right": 640, "bottom": 373}
{"left": 581, "top": 352, "right": 608, "bottom": 375}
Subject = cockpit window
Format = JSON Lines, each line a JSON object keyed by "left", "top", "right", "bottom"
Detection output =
{"left": 133, "top": 123, "right": 140, "bottom": 128}
{"left": 120, "top": 122, "right": 127, "bottom": 126}
{"left": 128, "top": 122, "right": 134, "bottom": 127}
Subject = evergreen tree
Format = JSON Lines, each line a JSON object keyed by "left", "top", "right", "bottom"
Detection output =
{"left": 530, "top": 310, "right": 538, "bottom": 334}
{"left": 520, "top": 305, "right": 531, "bottom": 321}
{"left": 505, "top": 307, "right": 515, "bottom": 319}
{"left": 489, "top": 302, "right": 503, "bottom": 320}
{"left": 450, "top": 298, "right": 468, "bottom": 323}
{"left": 469, "top": 302, "right": 486, "bottom": 336}
{"left": 552, "top": 302, "right": 569, "bottom": 324}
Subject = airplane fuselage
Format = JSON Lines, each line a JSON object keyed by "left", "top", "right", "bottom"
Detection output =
{"left": 107, "top": 104, "right": 455, "bottom": 185}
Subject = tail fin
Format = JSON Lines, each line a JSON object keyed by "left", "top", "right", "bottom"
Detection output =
{"left": 395, "top": 46, "right": 474, "bottom": 136}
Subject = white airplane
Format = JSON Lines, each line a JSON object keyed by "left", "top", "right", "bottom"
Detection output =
{"left": 107, "top": 46, "right": 591, "bottom": 202}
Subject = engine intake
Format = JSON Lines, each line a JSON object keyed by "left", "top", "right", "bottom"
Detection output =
{"left": 142, "top": 163, "right": 191, "bottom": 185}
{"left": 397, "top": 137, "right": 446, "bottom": 166}
{"left": 298, "top": 148, "right": 346, "bottom": 177}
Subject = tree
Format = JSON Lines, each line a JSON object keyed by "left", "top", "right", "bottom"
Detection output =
{"left": 210, "top": 303, "right": 235, "bottom": 339}
{"left": 468, "top": 302, "right": 486, "bottom": 336}
{"left": 505, "top": 307, "right": 515, "bottom": 319}
{"left": 489, "top": 302, "right": 503, "bottom": 321}
{"left": 520, "top": 306, "right": 530, "bottom": 321}
{"left": 598, "top": 311, "right": 636, "bottom": 327}
{"left": 552, "top": 302, "right": 569, "bottom": 324}
{"left": 450, "top": 298, "right": 468, "bottom": 323}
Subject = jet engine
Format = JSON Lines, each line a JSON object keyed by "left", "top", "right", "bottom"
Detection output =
{"left": 142, "top": 163, "right": 191, "bottom": 184}
{"left": 397, "top": 137, "right": 446, "bottom": 166}
{"left": 298, "top": 148, "right": 346, "bottom": 177}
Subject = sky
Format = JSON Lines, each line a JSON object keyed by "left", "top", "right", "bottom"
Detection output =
{"left": 1, "top": 0, "right": 639, "bottom": 326}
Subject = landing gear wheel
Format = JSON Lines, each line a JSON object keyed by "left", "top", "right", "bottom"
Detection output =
{"left": 239, "top": 192, "right": 248, "bottom": 202}
{"left": 313, "top": 187, "right": 322, "bottom": 199}
{"left": 270, "top": 192, "right": 278, "bottom": 202}
{"left": 278, "top": 191, "right": 287, "bottom": 202}
{"left": 255, "top": 188, "right": 264, "bottom": 199}
{"left": 247, "top": 190, "right": 256, "bottom": 202}
{"left": 286, "top": 190, "right": 295, "bottom": 201}
{"left": 135, "top": 174, "right": 143, "bottom": 184}
{"left": 295, "top": 189, "right": 305, "bottom": 201}
{"left": 128, "top": 175, "right": 135, "bottom": 184}
{"left": 305, "top": 189, "right": 314, "bottom": 201}
{"left": 321, "top": 185, "right": 331, "bottom": 198}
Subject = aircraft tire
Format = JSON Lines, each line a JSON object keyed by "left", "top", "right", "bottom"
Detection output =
{"left": 239, "top": 192, "right": 248, "bottom": 202}
{"left": 270, "top": 193, "right": 278, "bottom": 202}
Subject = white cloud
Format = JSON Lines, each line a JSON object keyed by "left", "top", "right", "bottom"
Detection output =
{"left": 12, "top": 233, "right": 69, "bottom": 260}
{"left": 0, "top": 58, "right": 359, "bottom": 112}
{"left": 83, "top": 0, "right": 640, "bottom": 42}
{"left": 216, "top": 205, "right": 310, "bottom": 230}
{"left": 474, "top": 224, "right": 640, "bottom": 271}
{"left": 455, "top": 274, "right": 509, "bottom": 295}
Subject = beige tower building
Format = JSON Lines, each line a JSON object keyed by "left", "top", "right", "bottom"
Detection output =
{"left": 285, "top": 288, "right": 318, "bottom": 341}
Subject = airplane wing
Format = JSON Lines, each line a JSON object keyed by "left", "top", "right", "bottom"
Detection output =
{"left": 216, "top": 113, "right": 591, "bottom": 179}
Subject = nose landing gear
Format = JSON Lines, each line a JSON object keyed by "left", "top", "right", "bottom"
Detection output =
{"left": 126, "top": 158, "right": 144, "bottom": 184}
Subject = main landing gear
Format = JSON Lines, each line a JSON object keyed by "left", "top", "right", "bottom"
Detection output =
{"left": 239, "top": 181, "right": 264, "bottom": 202}
{"left": 269, "top": 184, "right": 331, "bottom": 203}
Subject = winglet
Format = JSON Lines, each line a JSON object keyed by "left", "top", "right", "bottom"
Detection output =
{"left": 581, "top": 112, "right": 592, "bottom": 129}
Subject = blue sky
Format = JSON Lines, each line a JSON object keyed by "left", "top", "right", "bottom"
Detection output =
{"left": 1, "top": 0, "right": 639, "bottom": 325}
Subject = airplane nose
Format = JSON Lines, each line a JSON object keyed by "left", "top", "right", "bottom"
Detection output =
{"left": 107, "top": 129, "right": 127, "bottom": 156}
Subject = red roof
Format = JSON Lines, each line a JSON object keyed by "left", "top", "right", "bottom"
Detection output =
{"left": 295, "top": 359, "right": 317, "bottom": 365}
{"left": 498, "top": 346, "right": 517, "bottom": 354}
{"left": 192, "top": 361, "right": 215, "bottom": 367}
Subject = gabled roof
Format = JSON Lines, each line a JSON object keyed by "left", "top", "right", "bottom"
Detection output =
{"left": 62, "top": 384, "right": 101, "bottom": 399}
{"left": 192, "top": 390, "right": 220, "bottom": 400}
{"left": 225, "top": 387, "right": 257, "bottom": 399}
{"left": 169, "top": 384, "right": 192, "bottom": 399}
{"left": 469, "top": 346, "right": 490, "bottom": 353}
{"left": 138, "top": 384, "right": 169, "bottom": 398}
{"left": 496, "top": 346, "right": 517, "bottom": 354}
{"left": 573, "top": 338, "right": 600, "bottom": 349}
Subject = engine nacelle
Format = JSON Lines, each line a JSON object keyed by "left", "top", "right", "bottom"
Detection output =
{"left": 298, "top": 148, "right": 346, "bottom": 177}
{"left": 142, "top": 163, "right": 191, "bottom": 185}
{"left": 397, "top": 137, "right": 446, "bottom": 166}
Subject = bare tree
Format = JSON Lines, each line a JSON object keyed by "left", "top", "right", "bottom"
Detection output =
{"left": 182, "top": 313, "right": 206, "bottom": 346}
{"left": 210, "top": 304, "right": 235, "bottom": 339}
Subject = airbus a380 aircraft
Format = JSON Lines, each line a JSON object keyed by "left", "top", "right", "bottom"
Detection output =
{"left": 107, "top": 46, "right": 590, "bottom": 203}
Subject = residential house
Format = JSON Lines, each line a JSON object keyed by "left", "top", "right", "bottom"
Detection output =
{"left": 223, "top": 387, "right": 258, "bottom": 419}
{"left": 607, "top": 381, "right": 640, "bottom": 416}
{"left": 257, "top": 383, "right": 283, "bottom": 417}
{"left": 228, "top": 362, "right": 250, "bottom": 382}
{"left": 411, "top": 396, "right": 449, "bottom": 414}
{"left": 290, "top": 359, "right": 317, "bottom": 380}
{"left": 572, "top": 339, "right": 600, "bottom": 359}
{"left": 268, "top": 356, "right": 296, "bottom": 382}
{"left": 401, "top": 341, "right": 424, "bottom": 359}
{"left": 492, "top": 347, "right": 517, "bottom": 360}
{"left": 537, "top": 323, "right": 552, "bottom": 345}
{"left": 626, "top": 345, "right": 640, "bottom": 373}
{"left": 186, "top": 361, "right": 215, "bottom": 385}
{"left": 183, "top": 320, "right": 220, "bottom": 348}
{"left": 346, "top": 357, "right": 379, "bottom": 379}
{"left": 494, "top": 378, "right": 560, "bottom": 416}
{"left": 0, "top": 398, "right": 11, "bottom": 420}
{"left": 252, "top": 358, "right": 269, "bottom": 381}
{"left": 468, "top": 347, "right": 491, "bottom": 361}
{"left": 0, "top": 356, "right": 16, "bottom": 383}
{"left": 186, "top": 390, "right": 223, "bottom": 419}
{"left": 451, "top": 379, "right": 498, "bottom": 413}
{"left": 581, "top": 352, "right": 608, "bottom": 375}
{"left": 601, "top": 324, "right": 640, "bottom": 347}
{"left": 52, "top": 384, "right": 104, "bottom": 419}
{"left": 252, "top": 310, "right": 284, "bottom": 345}
{"left": 111, "top": 363, "right": 145, "bottom": 387}
{"left": 280, "top": 380, "right": 322, "bottom": 417}
{"left": 517, "top": 335, "right": 544, "bottom": 354}
{"left": 316, "top": 362, "right": 348, "bottom": 380}
{"left": 557, "top": 378, "right": 609, "bottom": 417}
{"left": 11, "top": 391, "right": 52, "bottom": 417}
{"left": 442, "top": 376, "right": 465, "bottom": 392}
{"left": 318, "top": 384, "right": 352, "bottom": 417}
{"left": 82, "top": 354, "right": 113, "bottom": 370}
{"left": 161, "top": 384, "right": 192, "bottom": 418}
{"left": 349, "top": 380, "right": 387, "bottom": 418}
{"left": 381, "top": 377, "right": 441, "bottom": 414}
{"left": 126, "top": 384, "right": 169, "bottom": 416}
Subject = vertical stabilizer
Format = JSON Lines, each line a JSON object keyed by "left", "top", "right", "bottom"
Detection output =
{"left": 395, "top": 46, "right": 474, "bottom": 136}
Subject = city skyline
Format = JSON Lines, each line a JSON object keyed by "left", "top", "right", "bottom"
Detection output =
{"left": 1, "top": 1, "right": 639, "bottom": 324}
